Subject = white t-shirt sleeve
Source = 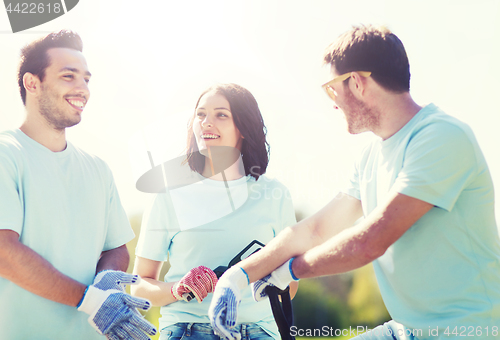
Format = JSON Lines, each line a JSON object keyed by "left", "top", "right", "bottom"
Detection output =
{"left": 392, "top": 123, "right": 477, "bottom": 212}
{"left": 136, "top": 193, "right": 174, "bottom": 262}
{"left": 0, "top": 150, "right": 23, "bottom": 235}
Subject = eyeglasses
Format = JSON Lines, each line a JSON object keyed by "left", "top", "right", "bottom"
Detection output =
{"left": 321, "top": 71, "right": 372, "bottom": 101}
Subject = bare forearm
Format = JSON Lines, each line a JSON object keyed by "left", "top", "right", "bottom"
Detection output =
{"left": 131, "top": 278, "right": 177, "bottom": 307}
{"left": 131, "top": 256, "right": 178, "bottom": 306}
{"left": 292, "top": 223, "right": 378, "bottom": 278}
{"left": 292, "top": 192, "right": 434, "bottom": 278}
{"left": 240, "top": 193, "right": 363, "bottom": 282}
{"left": 96, "top": 244, "right": 130, "bottom": 274}
{"left": 0, "top": 234, "right": 86, "bottom": 307}
{"left": 240, "top": 224, "right": 315, "bottom": 283}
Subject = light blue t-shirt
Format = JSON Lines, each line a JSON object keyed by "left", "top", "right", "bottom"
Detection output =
{"left": 0, "top": 129, "right": 134, "bottom": 340}
{"left": 345, "top": 104, "right": 500, "bottom": 339}
{"left": 136, "top": 173, "right": 296, "bottom": 339}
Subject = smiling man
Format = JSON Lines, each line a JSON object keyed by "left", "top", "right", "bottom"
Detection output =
{"left": 208, "top": 25, "right": 500, "bottom": 340}
{"left": 0, "top": 30, "right": 156, "bottom": 339}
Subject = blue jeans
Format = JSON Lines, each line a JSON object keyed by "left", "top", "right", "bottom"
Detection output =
{"left": 159, "top": 323, "right": 274, "bottom": 340}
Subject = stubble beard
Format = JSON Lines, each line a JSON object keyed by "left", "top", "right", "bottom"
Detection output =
{"left": 344, "top": 88, "right": 379, "bottom": 135}
{"left": 38, "top": 84, "right": 81, "bottom": 131}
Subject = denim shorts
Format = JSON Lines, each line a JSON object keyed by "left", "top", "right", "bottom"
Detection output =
{"left": 159, "top": 322, "right": 274, "bottom": 340}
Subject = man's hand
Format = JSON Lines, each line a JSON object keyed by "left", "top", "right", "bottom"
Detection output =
{"left": 93, "top": 270, "right": 140, "bottom": 292}
{"left": 208, "top": 266, "right": 249, "bottom": 340}
{"left": 78, "top": 285, "right": 157, "bottom": 339}
{"left": 251, "top": 258, "right": 298, "bottom": 302}
{"left": 171, "top": 266, "right": 218, "bottom": 303}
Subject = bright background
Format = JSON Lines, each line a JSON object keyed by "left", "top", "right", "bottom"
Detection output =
{"left": 1, "top": 0, "right": 499, "bottom": 221}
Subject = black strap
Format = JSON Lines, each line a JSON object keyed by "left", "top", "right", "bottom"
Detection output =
{"left": 265, "top": 286, "right": 295, "bottom": 340}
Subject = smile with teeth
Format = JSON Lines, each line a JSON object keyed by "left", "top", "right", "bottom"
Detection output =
{"left": 67, "top": 99, "right": 86, "bottom": 109}
{"left": 201, "top": 133, "right": 220, "bottom": 139}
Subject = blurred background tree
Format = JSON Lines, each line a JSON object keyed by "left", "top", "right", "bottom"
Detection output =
{"left": 125, "top": 210, "right": 391, "bottom": 340}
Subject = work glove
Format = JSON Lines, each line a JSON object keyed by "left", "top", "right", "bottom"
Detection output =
{"left": 93, "top": 270, "right": 140, "bottom": 292}
{"left": 171, "top": 265, "right": 218, "bottom": 303}
{"left": 77, "top": 285, "right": 157, "bottom": 340}
{"left": 208, "top": 266, "right": 249, "bottom": 340}
{"left": 251, "top": 258, "right": 299, "bottom": 302}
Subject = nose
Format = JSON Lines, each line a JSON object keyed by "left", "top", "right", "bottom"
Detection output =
{"left": 201, "top": 115, "right": 214, "bottom": 127}
{"left": 75, "top": 76, "right": 90, "bottom": 99}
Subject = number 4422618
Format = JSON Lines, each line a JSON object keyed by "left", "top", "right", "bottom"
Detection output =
{"left": 444, "top": 326, "right": 498, "bottom": 337}
{"left": 5, "top": 3, "right": 62, "bottom": 14}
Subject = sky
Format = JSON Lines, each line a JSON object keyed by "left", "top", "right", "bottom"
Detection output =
{"left": 1, "top": 0, "right": 499, "bottom": 222}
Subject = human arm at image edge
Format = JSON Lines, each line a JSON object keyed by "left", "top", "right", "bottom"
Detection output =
{"left": 238, "top": 192, "right": 364, "bottom": 283}
{"left": 0, "top": 229, "right": 87, "bottom": 307}
{"left": 291, "top": 191, "right": 432, "bottom": 279}
{"left": 238, "top": 191, "right": 432, "bottom": 281}
{"left": 0, "top": 229, "right": 133, "bottom": 307}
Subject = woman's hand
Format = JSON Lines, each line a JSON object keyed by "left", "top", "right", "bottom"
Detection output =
{"left": 171, "top": 266, "right": 218, "bottom": 303}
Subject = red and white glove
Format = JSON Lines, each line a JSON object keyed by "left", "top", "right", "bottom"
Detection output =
{"left": 171, "top": 266, "right": 218, "bottom": 303}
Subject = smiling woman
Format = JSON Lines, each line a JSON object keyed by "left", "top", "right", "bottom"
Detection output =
{"left": 131, "top": 83, "right": 298, "bottom": 340}
{"left": 186, "top": 83, "right": 270, "bottom": 181}
{"left": 193, "top": 91, "right": 244, "bottom": 176}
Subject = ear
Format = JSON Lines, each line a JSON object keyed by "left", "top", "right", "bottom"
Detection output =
{"left": 350, "top": 71, "right": 367, "bottom": 98}
{"left": 23, "top": 72, "right": 40, "bottom": 97}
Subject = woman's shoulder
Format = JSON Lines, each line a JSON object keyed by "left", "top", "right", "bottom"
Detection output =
{"left": 250, "top": 174, "right": 290, "bottom": 191}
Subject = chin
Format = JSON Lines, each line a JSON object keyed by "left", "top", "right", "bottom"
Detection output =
{"left": 66, "top": 119, "right": 81, "bottom": 128}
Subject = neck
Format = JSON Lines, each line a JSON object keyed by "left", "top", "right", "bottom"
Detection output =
{"left": 201, "top": 152, "right": 245, "bottom": 181}
{"left": 20, "top": 109, "right": 67, "bottom": 152}
{"left": 371, "top": 92, "right": 422, "bottom": 140}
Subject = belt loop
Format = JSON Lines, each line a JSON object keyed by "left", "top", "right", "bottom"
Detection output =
{"left": 241, "top": 324, "right": 247, "bottom": 340}
{"left": 185, "top": 323, "right": 193, "bottom": 337}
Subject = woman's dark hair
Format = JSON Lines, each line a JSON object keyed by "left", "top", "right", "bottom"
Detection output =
{"left": 185, "top": 83, "right": 269, "bottom": 180}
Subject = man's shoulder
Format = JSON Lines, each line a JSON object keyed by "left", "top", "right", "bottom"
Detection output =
{"left": 0, "top": 130, "right": 23, "bottom": 157}
{"left": 412, "top": 104, "right": 473, "bottom": 139}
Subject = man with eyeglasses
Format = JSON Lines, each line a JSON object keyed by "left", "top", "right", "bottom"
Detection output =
{"left": 208, "top": 25, "right": 500, "bottom": 340}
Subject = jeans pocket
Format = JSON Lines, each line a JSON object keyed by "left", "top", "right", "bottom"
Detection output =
{"left": 160, "top": 324, "right": 185, "bottom": 340}
{"left": 249, "top": 328, "right": 275, "bottom": 340}
{"left": 159, "top": 329, "right": 172, "bottom": 340}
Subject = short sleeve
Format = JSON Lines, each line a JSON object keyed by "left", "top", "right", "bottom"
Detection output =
{"left": 0, "top": 150, "right": 23, "bottom": 235}
{"left": 392, "top": 123, "right": 477, "bottom": 212}
{"left": 135, "top": 193, "right": 176, "bottom": 262}
{"left": 343, "top": 159, "right": 361, "bottom": 201}
{"left": 103, "top": 170, "right": 135, "bottom": 250}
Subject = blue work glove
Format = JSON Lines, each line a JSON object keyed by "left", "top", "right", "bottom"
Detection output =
{"left": 77, "top": 285, "right": 157, "bottom": 339}
{"left": 251, "top": 258, "right": 299, "bottom": 302}
{"left": 208, "top": 266, "right": 249, "bottom": 340}
{"left": 93, "top": 270, "right": 140, "bottom": 292}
